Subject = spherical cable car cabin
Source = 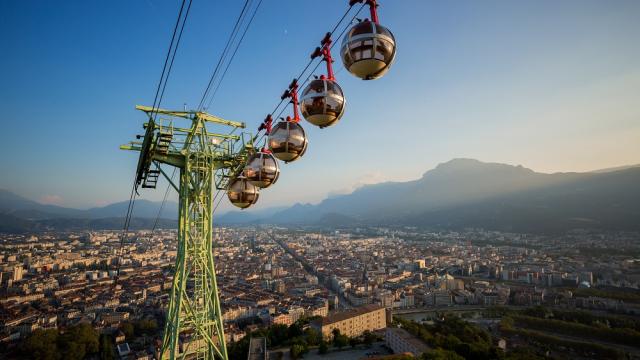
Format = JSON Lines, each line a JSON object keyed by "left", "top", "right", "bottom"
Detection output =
{"left": 244, "top": 150, "right": 280, "bottom": 188}
{"left": 301, "top": 34, "right": 346, "bottom": 128}
{"left": 341, "top": 0, "right": 396, "bottom": 80}
{"left": 268, "top": 119, "right": 308, "bottom": 163}
{"left": 268, "top": 80, "right": 309, "bottom": 162}
{"left": 227, "top": 176, "right": 260, "bottom": 209}
{"left": 301, "top": 78, "right": 345, "bottom": 128}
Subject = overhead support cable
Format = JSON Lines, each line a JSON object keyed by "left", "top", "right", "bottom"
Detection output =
{"left": 205, "top": 0, "right": 264, "bottom": 109}
{"left": 250, "top": 2, "right": 367, "bottom": 148}
{"left": 114, "top": 0, "right": 194, "bottom": 287}
{"left": 150, "top": 0, "right": 194, "bottom": 122}
{"left": 152, "top": 0, "right": 194, "bottom": 124}
{"left": 261, "top": 2, "right": 366, "bottom": 134}
{"left": 198, "top": 0, "right": 253, "bottom": 111}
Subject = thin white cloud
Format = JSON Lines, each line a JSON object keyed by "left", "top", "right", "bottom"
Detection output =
{"left": 40, "top": 194, "right": 64, "bottom": 206}
{"left": 327, "top": 171, "right": 388, "bottom": 198}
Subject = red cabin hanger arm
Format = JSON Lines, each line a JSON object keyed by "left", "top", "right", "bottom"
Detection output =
{"left": 349, "top": 0, "right": 379, "bottom": 24}
{"left": 281, "top": 79, "right": 300, "bottom": 123}
{"left": 258, "top": 114, "right": 273, "bottom": 135}
{"left": 311, "top": 32, "right": 335, "bottom": 81}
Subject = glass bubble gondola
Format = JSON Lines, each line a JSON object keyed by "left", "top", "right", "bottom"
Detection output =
{"left": 268, "top": 120, "right": 308, "bottom": 163}
{"left": 301, "top": 33, "right": 346, "bottom": 129}
{"left": 341, "top": 15, "right": 396, "bottom": 80}
{"left": 301, "top": 78, "right": 345, "bottom": 128}
{"left": 227, "top": 176, "right": 260, "bottom": 209}
{"left": 243, "top": 150, "right": 280, "bottom": 188}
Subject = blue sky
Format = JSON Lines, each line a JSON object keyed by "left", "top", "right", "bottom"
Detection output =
{"left": 1, "top": 0, "right": 639, "bottom": 212}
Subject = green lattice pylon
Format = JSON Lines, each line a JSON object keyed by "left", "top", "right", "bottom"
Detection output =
{"left": 121, "top": 105, "right": 253, "bottom": 359}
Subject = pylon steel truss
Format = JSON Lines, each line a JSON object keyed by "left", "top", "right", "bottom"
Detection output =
{"left": 121, "top": 105, "right": 253, "bottom": 359}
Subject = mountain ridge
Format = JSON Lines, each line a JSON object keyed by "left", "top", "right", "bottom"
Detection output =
{"left": 3, "top": 159, "right": 640, "bottom": 233}
{"left": 0, "top": 189, "right": 178, "bottom": 220}
{"left": 220, "top": 159, "right": 640, "bottom": 232}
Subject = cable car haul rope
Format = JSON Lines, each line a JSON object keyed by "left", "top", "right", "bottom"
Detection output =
{"left": 233, "top": 0, "right": 396, "bottom": 208}
{"left": 120, "top": 1, "right": 396, "bottom": 359}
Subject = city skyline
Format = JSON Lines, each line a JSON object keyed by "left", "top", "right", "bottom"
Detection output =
{"left": 1, "top": 0, "right": 639, "bottom": 211}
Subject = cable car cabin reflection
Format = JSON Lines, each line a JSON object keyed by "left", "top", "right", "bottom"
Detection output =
{"left": 300, "top": 78, "right": 345, "bottom": 128}
{"left": 268, "top": 120, "right": 308, "bottom": 163}
{"left": 341, "top": 21, "right": 396, "bottom": 80}
{"left": 243, "top": 151, "right": 280, "bottom": 188}
{"left": 227, "top": 177, "right": 259, "bottom": 209}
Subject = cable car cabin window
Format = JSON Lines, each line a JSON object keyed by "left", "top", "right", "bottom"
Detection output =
{"left": 269, "top": 124, "right": 288, "bottom": 143}
{"left": 375, "top": 38, "right": 394, "bottom": 62}
{"left": 261, "top": 161, "right": 277, "bottom": 173}
{"left": 324, "top": 81, "right": 336, "bottom": 93}
{"left": 269, "top": 134, "right": 287, "bottom": 152}
{"left": 325, "top": 96, "right": 343, "bottom": 116}
{"left": 350, "top": 39, "right": 374, "bottom": 61}
{"left": 288, "top": 127, "right": 305, "bottom": 149}
{"left": 375, "top": 24, "right": 393, "bottom": 39}
{"left": 341, "top": 46, "right": 353, "bottom": 65}
{"left": 302, "top": 81, "right": 324, "bottom": 96}
{"left": 243, "top": 192, "right": 258, "bottom": 202}
{"left": 244, "top": 167, "right": 257, "bottom": 178}
{"left": 351, "top": 22, "right": 373, "bottom": 36}
{"left": 302, "top": 97, "right": 325, "bottom": 115}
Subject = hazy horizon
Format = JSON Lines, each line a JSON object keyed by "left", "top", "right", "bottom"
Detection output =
{"left": 2, "top": 157, "right": 639, "bottom": 213}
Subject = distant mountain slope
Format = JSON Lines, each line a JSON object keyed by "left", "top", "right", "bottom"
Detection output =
{"left": 2, "top": 159, "right": 639, "bottom": 233}
{"left": 216, "top": 206, "right": 288, "bottom": 224}
{"left": 0, "top": 189, "right": 85, "bottom": 219}
{"left": 0, "top": 213, "right": 178, "bottom": 233}
{"left": 270, "top": 159, "right": 585, "bottom": 221}
{"left": 405, "top": 165, "right": 640, "bottom": 232}
{"left": 84, "top": 200, "right": 178, "bottom": 219}
{"left": 0, "top": 189, "right": 178, "bottom": 220}
{"left": 0, "top": 213, "right": 35, "bottom": 233}
{"left": 590, "top": 164, "right": 640, "bottom": 173}
{"left": 265, "top": 159, "right": 640, "bottom": 232}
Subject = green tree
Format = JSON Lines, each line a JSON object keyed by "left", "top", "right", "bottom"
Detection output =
{"left": 363, "top": 330, "right": 376, "bottom": 346}
{"left": 290, "top": 343, "right": 306, "bottom": 359}
{"left": 134, "top": 318, "right": 158, "bottom": 336}
{"left": 288, "top": 322, "right": 304, "bottom": 338}
{"left": 22, "top": 329, "right": 60, "bottom": 360}
{"left": 120, "top": 322, "right": 134, "bottom": 339}
{"left": 504, "top": 347, "right": 545, "bottom": 360}
{"left": 333, "top": 334, "right": 349, "bottom": 349}
{"left": 303, "top": 328, "right": 322, "bottom": 346}
{"left": 99, "top": 334, "right": 115, "bottom": 360}
{"left": 422, "top": 348, "right": 465, "bottom": 360}
{"left": 349, "top": 337, "right": 359, "bottom": 348}
{"left": 227, "top": 336, "right": 251, "bottom": 360}
{"left": 73, "top": 323, "right": 100, "bottom": 353}
{"left": 269, "top": 324, "right": 290, "bottom": 347}
{"left": 58, "top": 323, "right": 99, "bottom": 360}
{"left": 318, "top": 340, "right": 329, "bottom": 355}
{"left": 60, "top": 341, "right": 85, "bottom": 360}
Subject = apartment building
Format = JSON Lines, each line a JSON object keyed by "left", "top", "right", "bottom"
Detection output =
{"left": 312, "top": 304, "right": 386, "bottom": 339}
{"left": 385, "top": 327, "right": 430, "bottom": 357}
